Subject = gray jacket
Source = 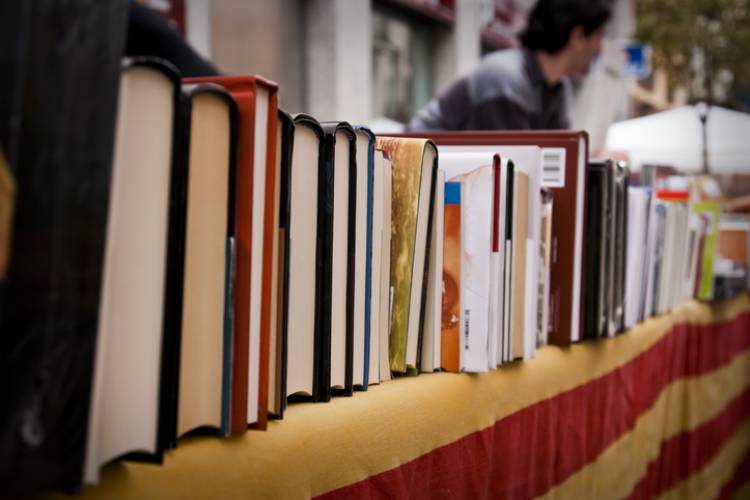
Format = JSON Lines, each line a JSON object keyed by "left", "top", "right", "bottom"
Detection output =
{"left": 408, "top": 48, "right": 571, "bottom": 131}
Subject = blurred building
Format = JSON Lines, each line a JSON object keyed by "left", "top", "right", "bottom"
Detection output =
{"left": 153, "top": 0, "right": 634, "bottom": 143}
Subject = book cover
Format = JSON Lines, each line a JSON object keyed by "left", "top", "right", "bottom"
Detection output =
{"left": 441, "top": 181, "right": 462, "bottom": 372}
{"left": 375, "top": 137, "right": 437, "bottom": 374}
{"left": 0, "top": 1, "right": 129, "bottom": 494}
{"left": 270, "top": 110, "right": 294, "bottom": 418}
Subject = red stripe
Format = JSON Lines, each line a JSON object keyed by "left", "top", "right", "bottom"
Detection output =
{"left": 317, "top": 312, "right": 750, "bottom": 500}
{"left": 717, "top": 449, "right": 750, "bottom": 500}
{"left": 625, "top": 388, "right": 750, "bottom": 500}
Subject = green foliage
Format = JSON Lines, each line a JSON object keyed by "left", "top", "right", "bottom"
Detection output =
{"left": 636, "top": 0, "right": 750, "bottom": 107}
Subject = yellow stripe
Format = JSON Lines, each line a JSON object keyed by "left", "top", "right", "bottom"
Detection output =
{"left": 538, "top": 348, "right": 750, "bottom": 500}
{"left": 657, "top": 420, "right": 750, "bottom": 500}
{"left": 50, "top": 294, "right": 749, "bottom": 500}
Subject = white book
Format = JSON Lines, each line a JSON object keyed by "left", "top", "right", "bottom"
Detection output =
{"left": 86, "top": 62, "right": 177, "bottom": 484}
{"left": 624, "top": 187, "right": 650, "bottom": 329}
{"left": 369, "top": 149, "right": 385, "bottom": 384}
{"left": 286, "top": 120, "right": 322, "bottom": 397}
{"left": 440, "top": 145, "right": 541, "bottom": 361}
{"left": 379, "top": 154, "right": 393, "bottom": 381}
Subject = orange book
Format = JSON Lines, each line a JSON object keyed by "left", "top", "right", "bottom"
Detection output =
{"left": 441, "top": 181, "right": 462, "bottom": 372}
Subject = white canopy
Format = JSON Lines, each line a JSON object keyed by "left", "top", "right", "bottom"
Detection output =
{"left": 605, "top": 105, "right": 750, "bottom": 173}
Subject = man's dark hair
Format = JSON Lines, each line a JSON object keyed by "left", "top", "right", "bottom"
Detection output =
{"left": 520, "top": 0, "right": 611, "bottom": 54}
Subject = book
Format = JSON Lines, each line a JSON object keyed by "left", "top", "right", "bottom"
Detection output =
{"left": 353, "top": 127, "right": 375, "bottom": 389}
{"left": 400, "top": 131, "right": 589, "bottom": 346}
{"left": 378, "top": 150, "right": 394, "bottom": 381}
{"left": 511, "top": 170, "right": 529, "bottom": 359}
{"left": 183, "top": 75, "right": 279, "bottom": 430}
{"left": 584, "top": 161, "right": 610, "bottom": 339}
{"left": 429, "top": 144, "right": 542, "bottom": 362}
{"left": 85, "top": 58, "right": 185, "bottom": 484}
{"left": 269, "top": 110, "right": 294, "bottom": 418}
{"left": 369, "top": 148, "right": 385, "bottom": 384}
{"left": 177, "top": 84, "right": 237, "bottom": 437}
{"left": 286, "top": 114, "right": 325, "bottom": 400}
{"left": 624, "top": 187, "right": 651, "bottom": 328}
{"left": 0, "top": 1, "right": 129, "bottom": 494}
{"left": 538, "top": 188, "right": 554, "bottom": 347}
{"left": 692, "top": 202, "right": 721, "bottom": 300}
{"left": 612, "top": 162, "right": 629, "bottom": 334}
{"left": 321, "top": 122, "right": 356, "bottom": 397}
{"left": 420, "top": 169, "right": 445, "bottom": 372}
{"left": 441, "top": 181, "right": 462, "bottom": 372}
{"left": 439, "top": 152, "right": 506, "bottom": 371}
{"left": 450, "top": 164, "right": 493, "bottom": 372}
{"left": 375, "top": 137, "right": 437, "bottom": 374}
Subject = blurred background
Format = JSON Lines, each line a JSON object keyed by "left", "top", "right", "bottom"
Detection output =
{"left": 140, "top": 0, "right": 750, "bottom": 181}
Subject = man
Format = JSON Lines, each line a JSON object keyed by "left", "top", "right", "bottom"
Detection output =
{"left": 408, "top": 0, "right": 611, "bottom": 131}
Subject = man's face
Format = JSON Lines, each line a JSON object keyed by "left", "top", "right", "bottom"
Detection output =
{"left": 568, "top": 25, "right": 605, "bottom": 77}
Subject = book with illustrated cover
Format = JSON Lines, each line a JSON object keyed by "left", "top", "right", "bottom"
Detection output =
{"left": 537, "top": 188, "right": 553, "bottom": 347}
{"left": 441, "top": 181, "right": 462, "bottom": 372}
{"left": 375, "top": 137, "right": 437, "bottom": 374}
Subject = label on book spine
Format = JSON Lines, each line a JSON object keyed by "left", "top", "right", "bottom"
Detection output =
{"left": 540, "top": 148, "right": 566, "bottom": 188}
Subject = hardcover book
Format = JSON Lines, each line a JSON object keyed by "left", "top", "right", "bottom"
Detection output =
{"left": 183, "top": 75, "right": 279, "bottom": 430}
{"left": 375, "top": 137, "right": 437, "bottom": 374}
{"left": 177, "top": 84, "right": 237, "bottom": 437}
{"left": 85, "top": 58, "right": 186, "bottom": 484}
{"left": 269, "top": 110, "right": 294, "bottom": 418}
{"left": 286, "top": 114, "right": 325, "bottom": 401}
{"left": 321, "top": 122, "right": 356, "bottom": 397}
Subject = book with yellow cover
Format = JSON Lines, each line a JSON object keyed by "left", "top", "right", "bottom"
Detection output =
{"left": 375, "top": 137, "right": 437, "bottom": 374}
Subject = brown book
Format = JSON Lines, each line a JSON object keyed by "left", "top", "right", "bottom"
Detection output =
{"left": 397, "top": 131, "right": 589, "bottom": 346}
{"left": 511, "top": 171, "right": 529, "bottom": 359}
{"left": 184, "top": 75, "right": 278, "bottom": 431}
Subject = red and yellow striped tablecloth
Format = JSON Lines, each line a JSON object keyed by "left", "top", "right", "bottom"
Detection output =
{"left": 63, "top": 294, "right": 750, "bottom": 499}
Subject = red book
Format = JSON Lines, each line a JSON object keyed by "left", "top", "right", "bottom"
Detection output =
{"left": 184, "top": 75, "right": 278, "bottom": 431}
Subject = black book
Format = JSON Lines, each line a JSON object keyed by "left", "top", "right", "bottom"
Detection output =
{"left": 0, "top": 1, "right": 129, "bottom": 495}
{"left": 272, "top": 109, "right": 294, "bottom": 418}
{"left": 84, "top": 57, "right": 190, "bottom": 483}
{"left": 320, "top": 121, "right": 356, "bottom": 398}
{"left": 584, "top": 161, "right": 611, "bottom": 339}
{"left": 286, "top": 114, "right": 326, "bottom": 403}
{"left": 613, "top": 162, "right": 629, "bottom": 334}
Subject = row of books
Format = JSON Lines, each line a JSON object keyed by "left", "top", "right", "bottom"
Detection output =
{"left": 0, "top": 12, "right": 740, "bottom": 493}
{"left": 88, "top": 54, "right": 608, "bottom": 484}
